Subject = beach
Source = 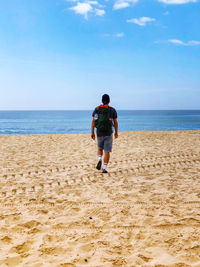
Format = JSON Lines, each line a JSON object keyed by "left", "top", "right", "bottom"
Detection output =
{"left": 0, "top": 131, "right": 200, "bottom": 267}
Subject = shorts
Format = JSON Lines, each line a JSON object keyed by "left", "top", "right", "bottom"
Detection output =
{"left": 97, "top": 135, "right": 113, "bottom": 152}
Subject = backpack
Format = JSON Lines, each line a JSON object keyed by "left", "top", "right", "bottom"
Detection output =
{"left": 94, "top": 106, "right": 113, "bottom": 132}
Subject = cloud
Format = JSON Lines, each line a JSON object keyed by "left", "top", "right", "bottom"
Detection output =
{"left": 103, "top": 32, "right": 125, "bottom": 37}
{"left": 95, "top": 8, "right": 105, "bottom": 16}
{"left": 67, "top": 0, "right": 79, "bottom": 2}
{"left": 87, "top": 0, "right": 98, "bottom": 4}
{"left": 69, "top": 2, "right": 92, "bottom": 19}
{"left": 168, "top": 39, "right": 184, "bottom": 45}
{"left": 188, "top": 40, "right": 200, "bottom": 45}
{"left": 157, "top": 0, "right": 198, "bottom": 4}
{"left": 113, "top": 0, "right": 138, "bottom": 10}
{"left": 168, "top": 39, "right": 200, "bottom": 45}
{"left": 127, "top": 17, "right": 156, "bottom": 26}
{"left": 114, "top": 1, "right": 130, "bottom": 9}
{"left": 69, "top": 1, "right": 105, "bottom": 19}
{"left": 115, "top": 32, "right": 125, "bottom": 37}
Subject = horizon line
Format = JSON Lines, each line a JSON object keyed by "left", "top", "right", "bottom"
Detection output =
{"left": 0, "top": 109, "right": 200, "bottom": 111}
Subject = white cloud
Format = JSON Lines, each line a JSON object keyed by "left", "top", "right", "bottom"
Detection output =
{"left": 157, "top": 0, "right": 198, "bottom": 4}
{"left": 87, "top": 0, "right": 98, "bottom": 4}
{"left": 188, "top": 40, "right": 200, "bottom": 45}
{"left": 113, "top": 0, "right": 138, "bottom": 10}
{"left": 67, "top": 0, "right": 79, "bottom": 2}
{"left": 69, "top": 1, "right": 105, "bottom": 19}
{"left": 114, "top": 1, "right": 130, "bottom": 9}
{"left": 103, "top": 32, "right": 125, "bottom": 37}
{"left": 115, "top": 32, "right": 125, "bottom": 37}
{"left": 168, "top": 39, "right": 184, "bottom": 44}
{"left": 69, "top": 2, "right": 92, "bottom": 19}
{"left": 95, "top": 8, "right": 105, "bottom": 16}
{"left": 168, "top": 39, "right": 200, "bottom": 45}
{"left": 127, "top": 17, "right": 155, "bottom": 26}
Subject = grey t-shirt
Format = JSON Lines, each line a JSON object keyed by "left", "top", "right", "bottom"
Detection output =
{"left": 92, "top": 106, "right": 117, "bottom": 137}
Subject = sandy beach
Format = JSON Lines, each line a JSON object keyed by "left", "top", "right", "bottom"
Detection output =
{"left": 0, "top": 131, "right": 200, "bottom": 267}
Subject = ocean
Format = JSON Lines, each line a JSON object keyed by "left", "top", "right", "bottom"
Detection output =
{"left": 0, "top": 110, "right": 200, "bottom": 135}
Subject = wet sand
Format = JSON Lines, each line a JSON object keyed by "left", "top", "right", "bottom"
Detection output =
{"left": 0, "top": 131, "right": 200, "bottom": 266}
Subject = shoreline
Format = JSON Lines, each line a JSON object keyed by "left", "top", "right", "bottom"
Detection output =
{"left": 0, "top": 128, "right": 200, "bottom": 137}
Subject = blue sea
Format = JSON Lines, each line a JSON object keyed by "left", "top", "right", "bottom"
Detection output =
{"left": 0, "top": 110, "right": 200, "bottom": 135}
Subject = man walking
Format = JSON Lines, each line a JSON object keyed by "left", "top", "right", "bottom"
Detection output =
{"left": 91, "top": 94, "right": 118, "bottom": 173}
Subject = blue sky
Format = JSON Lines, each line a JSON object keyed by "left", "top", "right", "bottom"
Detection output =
{"left": 0, "top": 0, "right": 199, "bottom": 110}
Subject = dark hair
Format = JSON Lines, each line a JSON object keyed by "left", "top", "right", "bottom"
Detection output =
{"left": 102, "top": 94, "right": 110, "bottom": 105}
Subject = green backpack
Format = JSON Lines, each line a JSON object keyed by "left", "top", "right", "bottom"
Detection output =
{"left": 95, "top": 107, "right": 113, "bottom": 132}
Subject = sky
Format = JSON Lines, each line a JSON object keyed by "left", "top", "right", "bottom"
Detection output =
{"left": 0, "top": 0, "right": 200, "bottom": 110}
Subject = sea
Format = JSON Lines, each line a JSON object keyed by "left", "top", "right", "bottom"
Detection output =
{"left": 0, "top": 110, "right": 200, "bottom": 135}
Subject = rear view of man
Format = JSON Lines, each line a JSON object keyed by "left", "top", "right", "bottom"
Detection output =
{"left": 91, "top": 94, "right": 118, "bottom": 173}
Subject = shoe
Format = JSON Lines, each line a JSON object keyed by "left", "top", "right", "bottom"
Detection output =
{"left": 102, "top": 169, "right": 108, "bottom": 173}
{"left": 96, "top": 160, "right": 102, "bottom": 170}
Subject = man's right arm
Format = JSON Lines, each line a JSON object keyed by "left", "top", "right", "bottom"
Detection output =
{"left": 91, "top": 117, "right": 95, "bottom": 140}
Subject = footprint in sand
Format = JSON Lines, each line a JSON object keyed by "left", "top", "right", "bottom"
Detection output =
{"left": 21, "top": 220, "right": 40, "bottom": 229}
{"left": 0, "top": 236, "right": 12, "bottom": 244}
{"left": 10, "top": 241, "right": 31, "bottom": 255}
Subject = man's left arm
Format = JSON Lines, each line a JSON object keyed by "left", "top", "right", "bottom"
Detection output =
{"left": 113, "top": 118, "right": 118, "bottom": 139}
{"left": 112, "top": 108, "right": 118, "bottom": 139}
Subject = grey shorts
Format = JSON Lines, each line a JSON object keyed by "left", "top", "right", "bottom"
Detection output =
{"left": 97, "top": 135, "right": 113, "bottom": 152}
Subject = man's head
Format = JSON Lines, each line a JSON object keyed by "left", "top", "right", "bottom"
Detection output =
{"left": 102, "top": 94, "right": 110, "bottom": 105}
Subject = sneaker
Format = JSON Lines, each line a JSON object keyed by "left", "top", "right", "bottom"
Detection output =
{"left": 96, "top": 160, "right": 102, "bottom": 170}
{"left": 102, "top": 169, "right": 108, "bottom": 173}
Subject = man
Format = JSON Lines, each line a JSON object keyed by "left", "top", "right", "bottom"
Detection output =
{"left": 91, "top": 94, "right": 118, "bottom": 173}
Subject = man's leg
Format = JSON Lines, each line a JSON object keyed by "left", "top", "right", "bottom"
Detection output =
{"left": 96, "top": 149, "right": 103, "bottom": 170}
{"left": 102, "top": 152, "right": 109, "bottom": 173}
{"left": 102, "top": 135, "right": 112, "bottom": 173}
{"left": 96, "top": 136, "right": 103, "bottom": 170}
{"left": 98, "top": 149, "right": 103, "bottom": 157}
{"left": 104, "top": 152, "right": 110, "bottom": 164}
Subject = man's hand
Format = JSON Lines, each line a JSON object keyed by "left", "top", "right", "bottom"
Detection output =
{"left": 115, "top": 132, "right": 118, "bottom": 139}
{"left": 91, "top": 133, "right": 95, "bottom": 140}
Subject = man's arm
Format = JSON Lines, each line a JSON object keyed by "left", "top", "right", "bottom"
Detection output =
{"left": 91, "top": 117, "right": 95, "bottom": 140}
{"left": 113, "top": 118, "right": 118, "bottom": 138}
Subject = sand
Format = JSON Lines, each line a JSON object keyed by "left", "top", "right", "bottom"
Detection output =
{"left": 0, "top": 131, "right": 200, "bottom": 267}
